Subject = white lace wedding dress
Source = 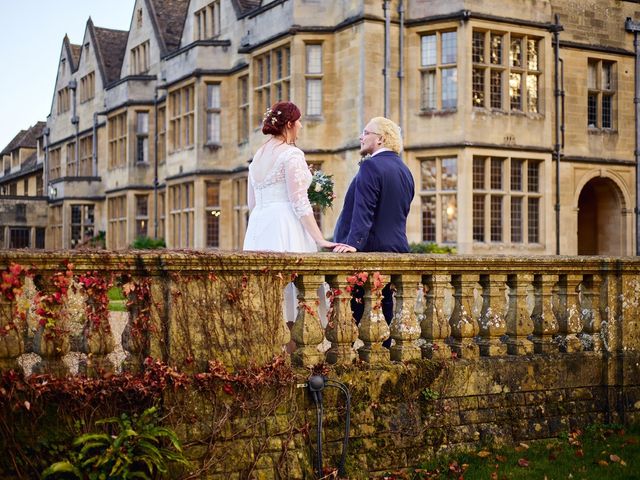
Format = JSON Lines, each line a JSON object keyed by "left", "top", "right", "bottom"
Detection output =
{"left": 243, "top": 144, "right": 317, "bottom": 253}
{"left": 243, "top": 143, "right": 325, "bottom": 327}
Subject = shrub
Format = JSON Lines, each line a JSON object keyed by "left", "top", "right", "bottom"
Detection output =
{"left": 131, "top": 236, "right": 166, "bottom": 249}
{"left": 42, "top": 406, "right": 190, "bottom": 480}
{"left": 409, "top": 242, "right": 456, "bottom": 254}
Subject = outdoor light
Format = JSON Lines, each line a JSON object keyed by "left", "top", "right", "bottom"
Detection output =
{"left": 48, "top": 185, "right": 57, "bottom": 198}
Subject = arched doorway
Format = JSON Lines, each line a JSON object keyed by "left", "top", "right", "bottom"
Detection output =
{"left": 577, "top": 177, "right": 626, "bottom": 255}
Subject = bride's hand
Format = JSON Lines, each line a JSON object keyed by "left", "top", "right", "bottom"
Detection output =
{"left": 332, "top": 243, "right": 356, "bottom": 253}
{"left": 316, "top": 239, "right": 338, "bottom": 250}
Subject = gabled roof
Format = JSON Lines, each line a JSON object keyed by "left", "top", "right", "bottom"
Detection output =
{"left": 21, "top": 151, "right": 38, "bottom": 169}
{"left": 0, "top": 122, "right": 45, "bottom": 156}
{"left": 90, "top": 19, "right": 129, "bottom": 85}
{"left": 63, "top": 35, "right": 82, "bottom": 72}
{"left": 146, "top": 0, "right": 190, "bottom": 54}
{"left": 231, "top": 0, "right": 261, "bottom": 17}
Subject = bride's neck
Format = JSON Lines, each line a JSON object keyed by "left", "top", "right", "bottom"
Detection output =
{"left": 272, "top": 134, "right": 294, "bottom": 145}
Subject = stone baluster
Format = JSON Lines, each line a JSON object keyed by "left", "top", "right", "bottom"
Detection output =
{"left": 579, "top": 274, "right": 603, "bottom": 352}
{"left": 358, "top": 275, "right": 390, "bottom": 364}
{"left": 449, "top": 274, "right": 481, "bottom": 358}
{"left": 389, "top": 274, "right": 422, "bottom": 362}
{"left": 0, "top": 299, "right": 24, "bottom": 370}
{"left": 599, "top": 273, "right": 617, "bottom": 353}
{"left": 557, "top": 274, "right": 584, "bottom": 352}
{"left": 291, "top": 274, "right": 326, "bottom": 367}
{"left": 504, "top": 273, "right": 534, "bottom": 355}
{"left": 531, "top": 274, "right": 560, "bottom": 354}
{"left": 325, "top": 275, "right": 358, "bottom": 365}
{"left": 476, "top": 274, "right": 508, "bottom": 357}
{"left": 420, "top": 275, "right": 452, "bottom": 360}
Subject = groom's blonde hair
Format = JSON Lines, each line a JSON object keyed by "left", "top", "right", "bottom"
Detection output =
{"left": 370, "top": 117, "right": 403, "bottom": 153}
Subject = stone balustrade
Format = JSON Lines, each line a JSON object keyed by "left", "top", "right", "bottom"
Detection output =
{"left": 0, "top": 251, "right": 638, "bottom": 375}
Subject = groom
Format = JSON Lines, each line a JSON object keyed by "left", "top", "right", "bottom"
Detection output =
{"left": 333, "top": 116, "right": 414, "bottom": 254}
{"left": 333, "top": 117, "right": 415, "bottom": 326}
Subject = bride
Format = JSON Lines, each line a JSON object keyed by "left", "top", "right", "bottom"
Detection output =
{"left": 243, "top": 101, "right": 351, "bottom": 253}
{"left": 243, "top": 101, "right": 354, "bottom": 331}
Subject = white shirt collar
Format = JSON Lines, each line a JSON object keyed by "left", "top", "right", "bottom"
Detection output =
{"left": 371, "top": 147, "right": 392, "bottom": 157}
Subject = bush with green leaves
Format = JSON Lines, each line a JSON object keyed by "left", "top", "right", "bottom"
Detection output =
{"left": 42, "top": 406, "right": 190, "bottom": 480}
{"left": 409, "top": 242, "right": 456, "bottom": 254}
{"left": 131, "top": 236, "right": 166, "bottom": 249}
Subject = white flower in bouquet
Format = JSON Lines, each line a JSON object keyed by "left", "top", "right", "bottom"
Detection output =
{"left": 308, "top": 169, "right": 336, "bottom": 211}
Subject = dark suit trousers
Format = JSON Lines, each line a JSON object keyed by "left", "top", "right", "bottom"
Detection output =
{"left": 351, "top": 284, "right": 394, "bottom": 348}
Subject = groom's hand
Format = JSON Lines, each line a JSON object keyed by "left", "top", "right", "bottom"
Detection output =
{"left": 333, "top": 243, "right": 356, "bottom": 253}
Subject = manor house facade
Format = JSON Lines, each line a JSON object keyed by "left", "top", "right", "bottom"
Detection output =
{"left": 1, "top": 0, "right": 639, "bottom": 254}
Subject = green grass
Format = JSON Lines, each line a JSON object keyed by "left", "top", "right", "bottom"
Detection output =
{"left": 107, "top": 286, "right": 126, "bottom": 312}
{"left": 380, "top": 424, "right": 640, "bottom": 479}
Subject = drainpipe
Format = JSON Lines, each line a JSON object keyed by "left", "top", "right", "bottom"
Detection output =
{"left": 154, "top": 84, "right": 167, "bottom": 239}
{"left": 383, "top": 0, "right": 391, "bottom": 117}
{"left": 69, "top": 79, "right": 79, "bottom": 176}
{"left": 397, "top": 0, "right": 404, "bottom": 131}
{"left": 551, "top": 15, "right": 564, "bottom": 255}
{"left": 626, "top": 18, "right": 640, "bottom": 256}
{"left": 92, "top": 111, "right": 107, "bottom": 177}
{"left": 43, "top": 127, "right": 50, "bottom": 195}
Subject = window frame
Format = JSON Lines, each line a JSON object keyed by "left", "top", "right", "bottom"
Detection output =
{"left": 205, "top": 181, "right": 221, "bottom": 248}
{"left": 79, "top": 71, "right": 95, "bottom": 103}
{"left": 472, "top": 29, "right": 542, "bottom": 113}
{"left": 472, "top": 155, "right": 543, "bottom": 246}
{"left": 305, "top": 43, "right": 324, "bottom": 117}
{"left": 194, "top": 1, "right": 221, "bottom": 41}
{"left": 419, "top": 29, "right": 458, "bottom": 112}
{"left": 238, "top": 75, "right": 249, "bottom": 144}
{"left": 108, "top": 195, "right": 127, "bottom": 250}
{"left": 168, "top": 84, "right": 195, "bottom": 152}
{"left": 419, "top": 156, "right": 458, "bottom": 245}
{"left": 587, "top": 58, "right": 616, "bottom": 130}
{"left": 205, "top": 83, "right": 222, "bottom": 146}
{"left": 136, "top": 111, "right": 149, "bottom": 164}
{"left": 108, "top": 111, "right": 127, "bottom": 169}
{"left": 130, "top": 41, "right": 150, "bottom": 75}
{"left": 254, "top": 44, "right": 291, "bottom": 126}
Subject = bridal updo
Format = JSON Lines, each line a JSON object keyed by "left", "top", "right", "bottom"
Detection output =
{"left": 262, "top": 101, "right": 301, "bottom": 136}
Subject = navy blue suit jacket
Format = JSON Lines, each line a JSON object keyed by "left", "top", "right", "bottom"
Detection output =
{"left": 333, "top": 151, "right": 414, "bottom": 252}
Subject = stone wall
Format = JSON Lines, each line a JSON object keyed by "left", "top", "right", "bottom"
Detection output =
{"left": 0, "top": 251, "right": 639, "bottom": 478}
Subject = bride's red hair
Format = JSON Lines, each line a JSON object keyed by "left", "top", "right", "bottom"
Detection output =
{"left": 262, "top": 101, "right": 301, "bottom": 136}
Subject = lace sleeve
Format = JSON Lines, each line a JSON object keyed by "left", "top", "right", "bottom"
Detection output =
{"left": 247, "top": 175, "right": 255, "bottom": 211}
{"left": 283, "top": 148, "right": 313, "bottom": 218}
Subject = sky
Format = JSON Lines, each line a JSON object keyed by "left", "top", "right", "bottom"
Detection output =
{"left": 0, "top": 1, "right": 135, "bottom": 150}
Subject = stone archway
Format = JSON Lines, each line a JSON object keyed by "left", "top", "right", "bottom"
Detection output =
{"left": 577, "top": 177, "right": 626, "bottom": 255}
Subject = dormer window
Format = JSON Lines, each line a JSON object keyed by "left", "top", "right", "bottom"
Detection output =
{"left": 131, "top": 41, "right": 150, "bottom": 74}
{"left": 194, "top": 1, "right": 220, "bottom": 40}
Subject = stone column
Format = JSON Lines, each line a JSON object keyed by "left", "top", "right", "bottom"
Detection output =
{"left": 579, "top": 274, "right": 603, "bottom": 352}
{"left": 477, "top": 274, "right": 507, "bottom": 357}
{"left": 620, "top": 269, "right": 640, "bottom": 352}
{"left": 557, "top": 274, "right": 584, "bottom": 353}
{"left": 420, "top": 274, "right": 452, "bottom": 360}
{"left": 291, "top": 274, "right": 326, "bottom": 367}
{"left": 449, "top": 274, "right": 481, "bottom": 358}
{"left": 389, "top": 274, "right": 422, "bottom": 362}
{"left": 0, "top": 299, "right": 24, "bottom": 370}
{"left": 358, "top": 274, "right": 390, "bottom": 364}
{"left": 531, "top": 274, "right": 560, "bottom": 354}
{"left": 504, "top": 273, "right": 534, "bottom": 355}
{"left": 325, "top": 275, "right": 358, "bottom": 365}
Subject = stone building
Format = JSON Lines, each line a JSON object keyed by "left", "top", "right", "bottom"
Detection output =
{"left": 2, "top": 0, "right": 639, "bottom": 254}
{"left": 0, "top": 122, "right": 47, "bottom": 248}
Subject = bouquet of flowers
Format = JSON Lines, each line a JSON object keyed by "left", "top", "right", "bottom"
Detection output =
{"left": 308, "top": 169, "right": 336, "bottom": 211}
